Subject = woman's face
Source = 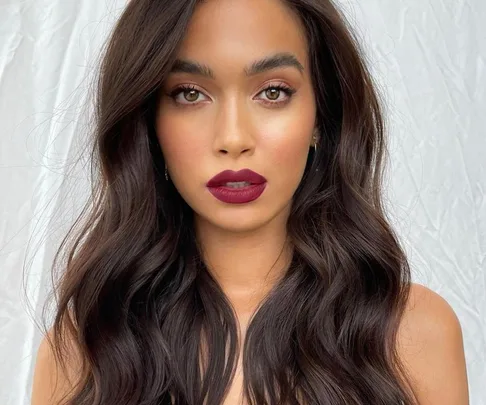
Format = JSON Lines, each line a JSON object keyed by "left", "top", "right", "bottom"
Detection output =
{"left": 156, "top": 0, "right": 317, "bottom": 233}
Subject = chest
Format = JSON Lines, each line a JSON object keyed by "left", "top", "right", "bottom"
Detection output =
{"left": 221, "top": 354, "right": 246, "bottom": 405}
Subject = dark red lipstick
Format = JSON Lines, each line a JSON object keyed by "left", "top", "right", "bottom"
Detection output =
{"left": 206, "top": 168, "right": 267, "bottom": 204}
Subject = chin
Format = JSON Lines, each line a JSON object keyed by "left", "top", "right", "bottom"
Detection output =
{"left": 204, "top": 210, "right": 270, "bottom": 234}
{"left": 198, "top": 198, "right": 291, "bottom": 235}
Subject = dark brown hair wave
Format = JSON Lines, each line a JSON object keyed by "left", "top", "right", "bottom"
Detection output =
{"left": 41, "top": 0, "right": 418, "bottom": 404}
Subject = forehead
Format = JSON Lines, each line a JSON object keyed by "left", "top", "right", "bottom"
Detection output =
{"left": 175, "top": 0, "right": 309, "bottom": 75}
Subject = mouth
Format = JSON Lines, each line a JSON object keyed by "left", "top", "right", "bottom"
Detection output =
{"left": 206, "top": 169, "right": 267, "bottom": 204}
{"left": 206, "top": 168, "right": 267, "bottom": 187}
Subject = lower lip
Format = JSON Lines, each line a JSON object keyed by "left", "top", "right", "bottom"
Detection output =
{"left": 207, "top": 183, "right": 267, "bottom": 204}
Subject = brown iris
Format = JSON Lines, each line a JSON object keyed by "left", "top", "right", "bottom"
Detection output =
{"left": 265, "top": 88, "right": 280, "bottom": 100}
{"left": 183, "top": 90, "right": 199, "bottom": 102}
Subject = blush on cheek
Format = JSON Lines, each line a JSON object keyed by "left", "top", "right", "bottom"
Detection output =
{"left": 156, "top": 115, "right": 208, "bottom": 158}
{"left": 267, "top": 133, "right": 312, "bottom": 187}
{"left": 163, "top": 141, "right": 207, "bottom": 185}
{"left": 155, "top": 129, "right": 187, "bottom": 164}
{"left": 271, "top": 133, "right": 311, "bottom": 164}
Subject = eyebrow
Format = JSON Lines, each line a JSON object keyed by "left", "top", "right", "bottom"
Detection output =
{"left": 169, "top": 52, "right": 305, "bottom": 79}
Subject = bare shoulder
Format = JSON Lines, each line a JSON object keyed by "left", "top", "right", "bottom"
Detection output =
{"left": 31, "top": 324, "right": 83, "bottom": 405}
{"left": 397, "top": 282, "right": 469, "bottom": 405}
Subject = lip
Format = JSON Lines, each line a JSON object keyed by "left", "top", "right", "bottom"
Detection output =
{"left": 206, "top": 168, "right": 267, "bottom": 187}
{"left": 206, "top": 169, "right": 267, "bottom": 204}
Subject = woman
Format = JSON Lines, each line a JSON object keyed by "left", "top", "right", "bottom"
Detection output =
{"left": 31, "top": 0, "right": 469, "bottom": 404}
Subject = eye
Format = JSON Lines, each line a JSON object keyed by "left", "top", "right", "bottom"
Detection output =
{"left": 168, "top": 84, "right": 210, "bottom": 106}
{"left": 256, "top": 83, "right": 296, "bottom": 106}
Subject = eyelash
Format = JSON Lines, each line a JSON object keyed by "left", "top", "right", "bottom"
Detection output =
{"left": 167, "top": 83, "right": 296, "bottom": 108}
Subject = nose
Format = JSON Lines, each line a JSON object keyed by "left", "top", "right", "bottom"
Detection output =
{"left": 212, "top": 97, "right": 256, "bottom": 159}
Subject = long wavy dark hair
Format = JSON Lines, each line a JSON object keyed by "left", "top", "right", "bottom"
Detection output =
{"left": 41, "top": 0, "right": 418, "bottom": 404}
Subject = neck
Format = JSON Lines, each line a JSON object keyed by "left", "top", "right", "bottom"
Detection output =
{"left": 194, "top": 208, "right": 293, "bottom": 317}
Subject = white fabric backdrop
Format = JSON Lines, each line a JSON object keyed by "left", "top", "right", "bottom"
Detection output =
{"left": 0, "top": 0, "right": 484, "bottom": 404}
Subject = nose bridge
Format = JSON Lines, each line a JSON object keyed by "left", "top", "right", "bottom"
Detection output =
{"left": 213, "top": 94, "right": 255, "bottom": 157}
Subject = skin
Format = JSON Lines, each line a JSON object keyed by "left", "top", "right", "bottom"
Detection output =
{"left": 31, "top": 0, "right": 469, "bottom": 404}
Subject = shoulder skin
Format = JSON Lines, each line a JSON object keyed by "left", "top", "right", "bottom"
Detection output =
{"left": 397, "top": 282, "right": 469, "bottom": 404}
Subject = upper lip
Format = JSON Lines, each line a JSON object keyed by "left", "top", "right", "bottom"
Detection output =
{"left": 207, "top": 169, "right": 267, "bottom": 187}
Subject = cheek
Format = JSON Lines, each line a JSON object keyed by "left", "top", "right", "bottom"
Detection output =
{"left": 261, "top": 115, "right": 315, "bottom": 180}
{"left": 155, "top": 113, "right": 206, "bottom": 175}
{"left": 267, "top": 134, "right": 311, "bottom": 190}
{"left": 270, "top": 133, "right": 310, "bottom": 164}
